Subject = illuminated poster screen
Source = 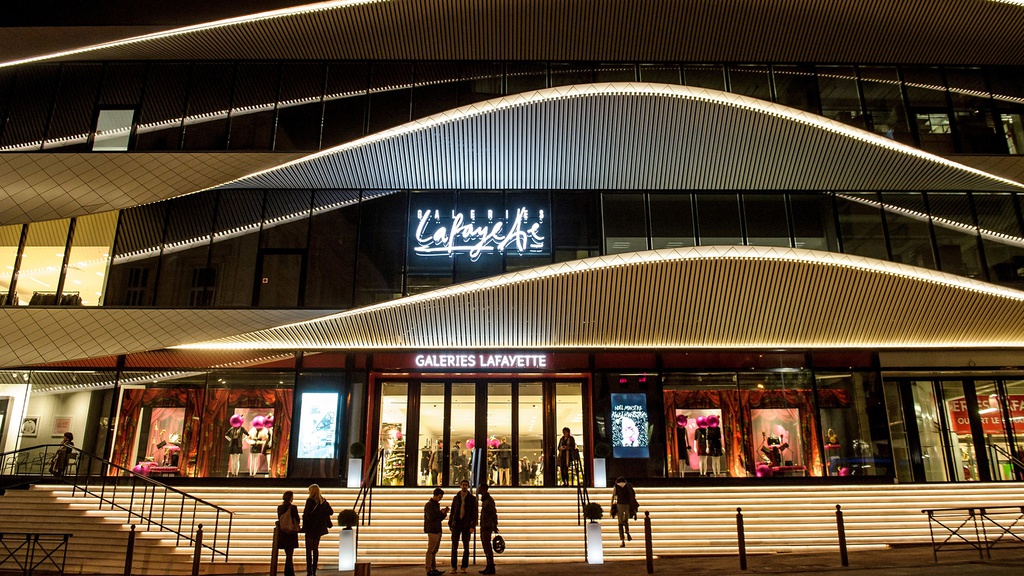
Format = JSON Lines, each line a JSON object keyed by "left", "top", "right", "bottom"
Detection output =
{"left": 297, "top": 393, "right": 338, "bottom": 459}
{"left": 611, "top": 393, "right": 650, "bottom": 458}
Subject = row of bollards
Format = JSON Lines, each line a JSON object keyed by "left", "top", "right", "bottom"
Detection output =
{"left": 124, "top": 523, "right": 204, "bottom": 576}
{"left": 735, "top": 505, "right": 849, "bottom": 570}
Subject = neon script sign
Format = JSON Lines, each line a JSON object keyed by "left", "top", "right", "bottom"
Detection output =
{"left": 414, "top": 207, "right": 546, "bottom": 260}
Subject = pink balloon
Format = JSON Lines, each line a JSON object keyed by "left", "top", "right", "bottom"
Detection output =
{"left": 265, "top": 415, "right": 275, "bottom": 428}
{"left": 839, "top": 467, "right": 851, "bottom": 477}
{"left": 756, "top": 464, "right": 772, "bottom": 478}
{"left": 488, "top": 438, "right": 501, "bottom": 449}
{"left": 251, "top": 416, "right": 266, "bottom": 430}
{"left": 465, "top": 439, "right": 475, "bottom": 450}
{"left": 132, "top": 464, "right": 146, "bottom": 475}
{"left": 707, "top": 415, "right": 720, "bottom": 428}
{"left": 229, "top": 414, "right": 244, "bottom": 427}
{"left": 696, "top": 416, "right": 708, "bottom": 428}
{"left": 675, "top": 414, "right": 688, "bottom": 428}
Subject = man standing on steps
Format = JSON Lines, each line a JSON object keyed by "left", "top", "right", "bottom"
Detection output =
{"left": 448, "top": 480, "right": 478, "bottom": 574}
{"left": 425, "top": 487, "right": 449, "bottom": 576}
{"left": 478, "top": 483, "right": 499, "bottom": 575}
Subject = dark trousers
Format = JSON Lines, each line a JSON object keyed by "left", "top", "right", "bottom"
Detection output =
{"left": 282, "top": 547, "right": 295, "bottom": 576}
{"left": 559, "top": 460, "right": 569, "bottom": 485}
{"left": 480, "top": 529, "right": 494, "bottom": 568}
{"left": 304, "top": 533, "right": 322, "bottom": 575}
{"left": 450, "top": 527, "right": 471, "bottom": 568}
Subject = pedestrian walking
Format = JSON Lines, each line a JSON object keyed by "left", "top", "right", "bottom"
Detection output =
{"left": 424, "top": 487, "right": 450, "bottom": 576}
{"left": 611, "top": 476, "right": 639, "bottom": 547}
{"left": 557, "top": 427, "right": 577, "bottom": 486}
{"left": 478, "top": 483, "right": 498, "bottom": 575}
{"left": 276, "top": 491, "right": 301, "bottom": 576}
{"left": 301, "top": 484, "right": 334, "bottom": 576}
{"left": 448, "top": 479, "right": 478, "bottom": 573}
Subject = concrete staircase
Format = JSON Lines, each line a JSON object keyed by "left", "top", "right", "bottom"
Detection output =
{"left": 2, "top": 482, "right": 1023, "bottom": 574}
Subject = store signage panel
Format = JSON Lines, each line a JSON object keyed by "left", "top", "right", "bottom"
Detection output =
{"left": 296, "top": 392, "right": 338, "bottom": 459}
{"left": 611, "top": 393, "right": 650, "bottom": 458}
{"left": 373, "top": 351, "right": 587, "bottom": 371}
{"left": 414, "top": 352, "right": 549, "bottom": 369}
{"left": 409, "top": 197, "right": 549, "bottom": 261}
{"left": 946, "top": 395, "right": 1024, "bottom": 434}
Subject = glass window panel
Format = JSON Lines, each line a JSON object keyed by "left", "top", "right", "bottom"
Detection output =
{"left": 981, "top": 237, "right": 1024, "bottom": 288}
{"left": 64, "top": 212, "right": 116, "bottom": 306}
{"left": 973, "top": 193, "right": 1022, "bottom": 237}
{"left": 683, "top": 64, "right": 725, "bottom": 91}
{"left": 910, "top": 381, "right": 950, "bottom": 482}
{"left": 555, "top": 382, "right": 583, "bottom": 486}
{"left": 859, "top": 66, "right": 912, "bottom": 143}
{"left": 407, "top": 191, "right": 455, "bottom": 291}
{"left": 945, "top": 68, "right": 991, "bottom": 108}
{"left": 1003, "top": 379, "right": 1024, "bottom": 475}
{"left": 791, "top": 194, "right": 839, "bottom": 251}
{"left": 940, "top": 381, "right": 977, "bottom": 482}
{"left": 550, "top": 63, "right": 593, "bottom": 87}
{"left": 106, "top": 203, "right": 166, "bottom": 306}
{"left": 553, "top": 191, "right": 601, "bottom": 261}
{"left": 506, "top": 63, "right": 547, "bottom": 94}
{"left": 973, "top": 380, "right": 1015, "bottom": 481}
{"left": 322, "top": 95, "right": 367, "bottom": 147}
{"left": 883, "top": 382, "right": 914, "bottom": 483}
{"left": 181, "top": 63, "right": 233, "bottom": 150}
{"left": 817, "top": 66, "right": 865, "bottom": 129}
{"left": 356, "top": 191, "right": 407, "bottom": 305}
{"left": 136, "top": 64, "right": 190, "bottom": 150}
{"left": 743, "top": 194, "right": 790, "bottom": 247}
{"left": 0, "top": 224, "right": 22, "bottom": 304}
{"left": 450, "top": 383, "right": 475, "bottom": 486}
{"left": 275, "top": 63, "right": 326, "bottom": 151}
{"left": 772, "top": 65, "right": 819, "bottom": 113}
{"left": 379, "top": 382, "right": 409, "bottom": 486}
{"left": 728, "top": 65, "right": 772, "bottom": 101}
{"left": 260, "top": 191, "right": 311, "bottom": 250}
{"left": 595, "top": 63, "right": 635, "bottom": 83}
{"left": 695, "top": 194, "right": 742, "bottom": 246}
{"left": 457, "top": 62, "right": 503, "bottom": 106}
{"left": 98, "top": 63, "right": 146, "bottom": 107}
{"left": 418, "top": 383, "right": 446, "bottom": 487}
{"left": 902, "top": 67, "right": 948, "bottom": 107}
{"left": 155, "top": 194, "right": 215, "bottom": 307}
{"left": 209, "top": 190, "right": 262, "bottom": 306}
{"left": 955, "top": 110, "right": 1003, "bottom": 154}
{"left": 835, "top": 193, "right": 888, "bottom": 260}
{"left": 0, "top": 64, "right": 59, "bottom": 150}
{"left": 518, "top": 382, "right": 544, "bottom": 486}
{"left": 650, "top": 193, "right": 695, "bottom": 249}
{"left": 1002, "top": 113, "right": 1024, "bottom": 154}
{"left": 988, "top": 66, "right": 1024, "bottom": 105}
{"left": 915, "top": 111, "right": 955, "bottom": 154}
{"left": 305, "top": 190, "right": 359, "bottom": 307}
{"left": 486, "top": 383, "right": 512, "bottom": 486}
{"left": 412, "top": 63, "right": 459, "bottom": 120}
{"left": 816, "top": 372, "right": 895, "bottom": 478}
{"left": 45, "top": 63, "right": 103, "bottom": 151}
{"left": 603, "top": 193, "right": 647, "bottom": 255}
{"left": 19, "top": 219, "right": 70, "bottom": 306}
{"left": 639, "top": 64, "right": 680, "bottom": 85}
{"left": 93, "top": 109, "right": 135, "bottom": 151}
{"left": 881, "top": 193, "right": 935, "bottom": 269}
{"left": 367, "top": 88, "right": 411, "bottom": 133}
{"left": 926, "top": 193, "right": 984, "bottom": 278}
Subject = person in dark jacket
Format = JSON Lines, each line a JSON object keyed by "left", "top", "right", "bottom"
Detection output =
{"left": 557, "top": 427, "right": 577, "bottom": 486}
{"left": 49, "top": 432, "right": 74, "bottom": 477}
{"left": 276, "top": 491, "right": 301, "bottom": 576}
{"left": 424, "top": 487, "right": 449, "bottom": 576}
{"left": 478, "top": 483, "right": 499, "bottom": 575}
{"left": 301, "top": 484, "right": 333, "bottom": 576}
{"left": 611, "top": 477, "right": 639, "bottom": 547}
{"left": 448, "top": 480, "right": 478, "bottom": 573}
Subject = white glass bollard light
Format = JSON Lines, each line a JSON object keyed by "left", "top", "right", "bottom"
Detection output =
{"left": 593, "top": 458, "right": 607, "bottom": 487}
{"left": 347, "top": 458, "right": 363, "bottom": 487}
{"left": 339, "top": 528, "right": 356, "bottom": 571}
{"left": 586, "top": 521, "right": 604, "bottom": 564}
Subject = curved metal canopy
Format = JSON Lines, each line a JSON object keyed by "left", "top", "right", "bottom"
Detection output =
{"left": 182, "top": 246, "right": 1024, "bottom": 351}
{"left": 3, "top": 0, "right": 1024, "bottom": 66}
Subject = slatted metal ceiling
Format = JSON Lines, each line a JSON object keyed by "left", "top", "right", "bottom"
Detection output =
{"left": 4, "top": 0, "right": 1024, "bottom": 66}
{"left": 185, "top": 246, "right": 1024, "bottom": 352}
{"left": 0, "top": 151, "right": 304, "bottom": 226}
{"left": 0, "top": 308, "right": 334, "bottom": 369}
{"left": 224, "top": 84, "right": 1024, "bottom": 193}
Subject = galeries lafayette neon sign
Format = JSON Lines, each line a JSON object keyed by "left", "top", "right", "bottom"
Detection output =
{"left": 414, "top": 207, "right": 546, "bottom": 260}
{"left": 415, "top": 353, "right": 549, "bottom": 369}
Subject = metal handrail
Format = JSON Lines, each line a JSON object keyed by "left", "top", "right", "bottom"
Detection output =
{"left": 353, "top": 448, "right": 385, "bottom": 527}
{"left": 988, "top": 443, "right": 1024, "bottom": 475}
{"left": 571, "top": 453, "right": 590, "bottom": 525}
{"left": 0, "top": 445, "right": 233, "bottom": 562}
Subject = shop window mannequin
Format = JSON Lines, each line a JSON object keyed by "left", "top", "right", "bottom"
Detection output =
{"left": 264, "top": 414, "right": 275, "bottom": 478}
{"left": 225, "top": 414, "right": 246, "bottom": 476}
{"left": 675, "top": 414, "right": 690, "bottom": 477}
{"left": 706, "top": 415, "right": 723, "bottom": 476}
{"left": 694, "top": 416, "right": 709, "bottom": 476}
{"left": 247, "top": 415, "right": 270, "bottom": 476}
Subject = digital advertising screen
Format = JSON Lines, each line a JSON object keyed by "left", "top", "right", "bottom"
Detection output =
{"left": 296, "top": 392, "right": 338, "bottom": 459}
{"left": 610, "top": 393, "right": 650, "bottom": 458}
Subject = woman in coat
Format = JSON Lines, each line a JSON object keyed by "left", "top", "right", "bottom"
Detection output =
{"left": 611, "top": 477, "right": 639, "bottom": 546}
{"left": 276, "top": 491, "right": 300, "bottom": 576}
{"left": 301, "top": 484, "right": 334, "bottom": 576}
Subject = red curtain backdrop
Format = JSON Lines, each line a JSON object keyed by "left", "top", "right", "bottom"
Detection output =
{"left": 110, "top": 387, "right": 196, "bottom": 474}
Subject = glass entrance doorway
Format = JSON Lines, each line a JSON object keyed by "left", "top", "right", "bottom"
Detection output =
{"left": 374, "top": 378, "right": 583, "bottom": 487}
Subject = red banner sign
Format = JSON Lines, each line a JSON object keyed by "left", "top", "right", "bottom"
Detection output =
{"left": 946, "top": 395, "right": 1024, "bottom": 434}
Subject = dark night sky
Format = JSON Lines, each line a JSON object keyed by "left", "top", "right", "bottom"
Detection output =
{"left": 4, "top": 1, "right": 319, "bottom": 27}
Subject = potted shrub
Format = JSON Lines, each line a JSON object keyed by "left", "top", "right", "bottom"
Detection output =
{"left": 337, "top": 509, "right": 360, "bottom": 570}
{"left": 583, "top": 502, "right": 604, "bottom": 564}
{"left": 347, "top": 442, "right": 366, "bottom": 487}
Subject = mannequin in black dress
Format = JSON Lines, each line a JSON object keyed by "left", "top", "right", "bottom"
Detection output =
{"left": 706, "top": 414, "right": 723, "bottom": 476}
{"left": 224, "top": 414, "right": 245, "bottom": 476}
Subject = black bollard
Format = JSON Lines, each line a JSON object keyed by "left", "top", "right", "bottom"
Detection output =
{"left": 123, "top": 525, "right": 136, "bottom": 576}
{"left": 644, "top": 510, "right": 654, "bottom": 574}
{"left": 270, "top": 524, "right": 280, "bottom": 576}
{"left": 736, "top": 507, "right": 747, "bottom": 571}
{"left": 836, "top": 505, "right": 849, "bottom": 567}
{"left": 192, "top": 523, "right": 204, "bottom": 576}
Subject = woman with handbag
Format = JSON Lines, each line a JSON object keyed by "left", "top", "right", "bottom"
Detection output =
{"left": 276, "top": 491, "right": 300, "bottom": 576}
{"left": 610, "top": 477, "right": 639, "bottom": 547}
{"left": 302, "top": 484, "right": 334, "bottom": 576}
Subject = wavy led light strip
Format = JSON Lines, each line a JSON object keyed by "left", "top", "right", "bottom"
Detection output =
{"left": 0, "top": 0, "right": 387, "bottom": 70}
{"left": 176, "top": 245, "right": 1024, "bottom": 351}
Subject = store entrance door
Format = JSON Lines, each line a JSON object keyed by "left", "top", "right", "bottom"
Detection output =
{"left": 374, "top": 378, "right": 583, "bottom": 487}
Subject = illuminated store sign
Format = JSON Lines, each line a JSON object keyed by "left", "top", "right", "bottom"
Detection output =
{"left": 414, "top": 353, "right": 549, "bottom": 369}
{"left": 413, "top": 207, "right": 547, "bottom": 260}
{"left": 611, "top": 393, "right": 650, "bottom": 458}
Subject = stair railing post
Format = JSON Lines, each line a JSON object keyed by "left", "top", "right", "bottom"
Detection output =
{"left": 123, "top": 524, "right": 136, "bottom": 576}
{"left": 270, "top": 524, "right": 280, "bottom": 576}
{"left": 191, "top": 523, "right": 203, "bottom": 576}
{"left": 644, "top": 510, "right": 654, "bottom": 574}
{"left": 736, "top": 507, "right": 747, "bottom": 571}
{"left": 836, "top": 504, "right": 849, "bottom": 567}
